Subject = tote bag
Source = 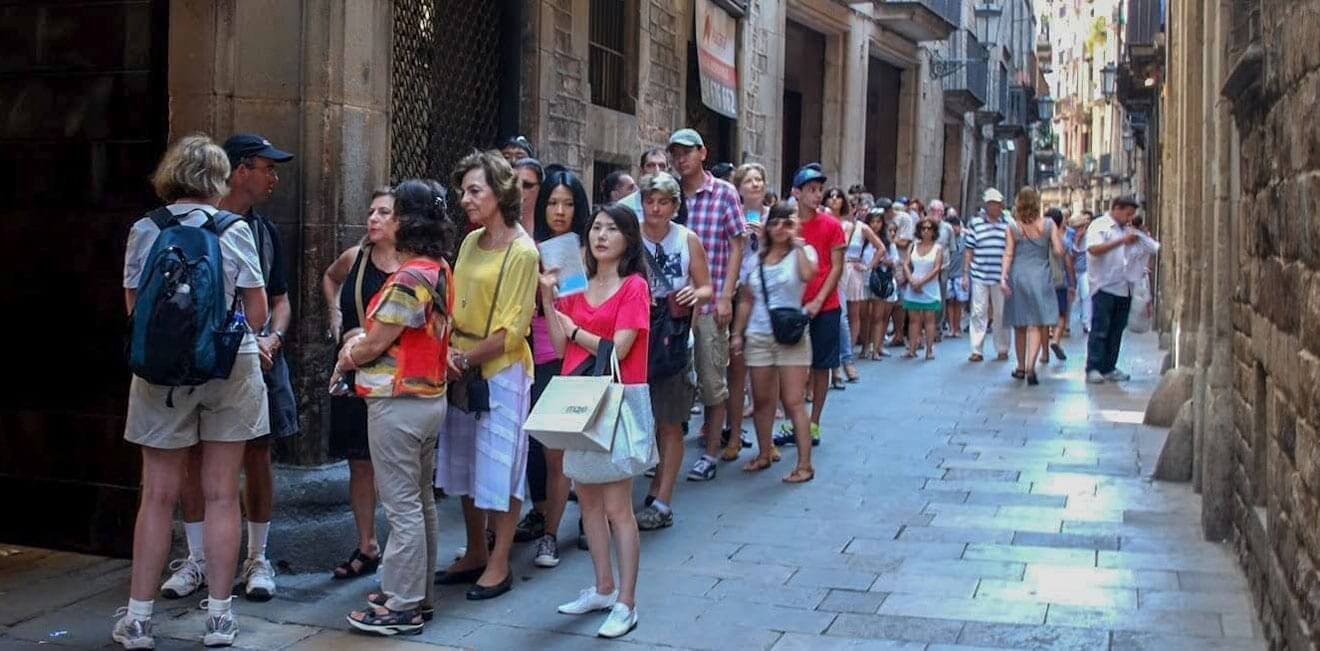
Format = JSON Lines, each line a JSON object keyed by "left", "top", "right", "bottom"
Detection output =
{"left": 563, "top": 355, "right": 658, "bottom": 484}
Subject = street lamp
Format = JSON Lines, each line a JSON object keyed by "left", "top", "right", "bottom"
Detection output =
{"left": 1101, "top": 63, "right": 1117, "bottom": 98}
{"left": 1037, "top": 95, "right": 1055, "bottom": 121}
{"left": 1122, "top": 129, "right": 1134, "bottom": 152}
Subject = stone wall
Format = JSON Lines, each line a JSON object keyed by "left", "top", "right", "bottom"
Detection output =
{"left": 1155, "top": 0, "right": 1320, "bottom": 646}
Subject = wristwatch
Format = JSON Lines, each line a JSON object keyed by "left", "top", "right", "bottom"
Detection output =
{"left": 273, "top": 330, "right": 285, "bottom": 344}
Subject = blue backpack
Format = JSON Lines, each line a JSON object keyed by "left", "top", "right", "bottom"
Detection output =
{"left": 127, "top": 207, "right": 248, "bottom": 387}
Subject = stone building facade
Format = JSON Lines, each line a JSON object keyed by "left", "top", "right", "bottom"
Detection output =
{"left": 1142, "top": 0, "right": 1319, "bottom": 647}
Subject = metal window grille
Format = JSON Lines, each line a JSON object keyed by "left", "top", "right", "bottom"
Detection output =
{"left": 390, "top": 0, "right": 505, "bottom": 191}
{"left": 590, "top": 0, "right": 632, "bottom": 113}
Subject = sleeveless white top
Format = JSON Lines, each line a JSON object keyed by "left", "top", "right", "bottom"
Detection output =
{"left": 642, "top": 222, "right": 692, "bottom": 298}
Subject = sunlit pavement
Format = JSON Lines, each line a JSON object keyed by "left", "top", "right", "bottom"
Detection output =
{"left": 0, "top": 330, "right": 1265, "bottom": 650}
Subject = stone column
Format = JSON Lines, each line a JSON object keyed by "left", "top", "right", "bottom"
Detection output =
{"left": 169, "top": 0, "right": 394, "bottom": 464}
{"left": 837, "top": 12, "right": 869, "bottom": 187}
{"left": 820, "top": 32, "right": 846, "bottom": 181}
{"left": 739, "top": 0, "right": 786, "bottom": 187}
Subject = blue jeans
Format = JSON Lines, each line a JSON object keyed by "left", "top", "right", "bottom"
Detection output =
{"left": 1086, "top": 290, "right": 1131, "bottom": 374}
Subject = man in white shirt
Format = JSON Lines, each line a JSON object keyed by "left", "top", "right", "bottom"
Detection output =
{"left": 1084, "top": 195, "right": 1142, "bottom": 383}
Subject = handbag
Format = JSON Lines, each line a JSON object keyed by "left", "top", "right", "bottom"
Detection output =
{"left": 449, "top": 242, "right": 514, "bottom": 415}
{"left": 524, "top": 343, "right": 615, "bottom": 451}
{"left": 562, "top": 353, "right": 659, "bottom": 484}
{"left": 642, "top": 245, "right": 691, "bottom": 380}
{"left": 1045, "top": 221, "right": 1065, "bottom": 288}
{"left": 758, "top": 254, "right": 809, "bottom": 345}
{"left": 868, "top": 264, "right": 895, "bottom": 300}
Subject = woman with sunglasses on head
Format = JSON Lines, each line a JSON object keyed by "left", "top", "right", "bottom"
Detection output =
{"left": 515, "top": 169, "right": 592, "bottom": 567}
{"left": 731, "top": 201, "right": 818, "bottom": 483}
{"left": 540, "top": 203, "right": 651, "bottom": 638}
{"left": 901, "top": 218, "right": 945, "bottom": 360}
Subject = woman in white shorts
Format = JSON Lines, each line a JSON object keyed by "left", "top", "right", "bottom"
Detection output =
{"left": 731, "top": 202, "right": 818, "bottom": 483}
{"left": 114, "top": 134, "right": 270, "bottom": 650}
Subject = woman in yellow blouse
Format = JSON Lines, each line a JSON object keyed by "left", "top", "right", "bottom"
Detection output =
{"left": 433, "top": 151, "right": 540, "bottom": 601}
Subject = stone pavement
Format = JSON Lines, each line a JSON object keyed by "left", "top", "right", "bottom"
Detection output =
{"left": 0, "top": 331, "right": 1266, "bottom": 650}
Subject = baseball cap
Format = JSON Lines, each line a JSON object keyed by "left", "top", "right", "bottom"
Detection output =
{"left": 982, "top": 188, "right": 1005, "bottom": 204}
{"left": 222, "top": 133, "right": 293, "bottom": 169}
{"left": 667, "top": 128, "right": 705, "bottom": 149}
{"left": 791, "top": 163, "right": 827, "bottom": 189}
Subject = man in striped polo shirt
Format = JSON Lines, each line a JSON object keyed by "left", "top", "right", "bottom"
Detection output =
{"left": 961, "top": 188, "right": 1013, "bottom": 362}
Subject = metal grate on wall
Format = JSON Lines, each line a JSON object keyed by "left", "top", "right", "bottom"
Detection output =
{"left": 390, "top": 0, "right": 504, "bottom": 194}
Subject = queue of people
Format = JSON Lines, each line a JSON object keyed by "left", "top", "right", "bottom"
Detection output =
{"left": 115, "top": 126, "right": 1156, "bottom": 648}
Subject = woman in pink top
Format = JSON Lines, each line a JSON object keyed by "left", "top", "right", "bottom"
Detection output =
{"left": 517, "top": 169, "right": 591, "bottom": 568}
{"left": 540, "top": 203, "right": 651, "bottom": 638}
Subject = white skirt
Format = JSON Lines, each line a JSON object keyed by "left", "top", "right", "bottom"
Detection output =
{"left": 434, "top": 363, "right": 532, "bottom": 512}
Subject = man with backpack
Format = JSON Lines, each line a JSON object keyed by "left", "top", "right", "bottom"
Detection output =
{"left": 160, "top": 134, "right": 299, "bottom": 604}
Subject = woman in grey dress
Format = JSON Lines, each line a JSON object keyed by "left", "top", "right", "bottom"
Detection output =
{"left": 999, "top": 187, "right": 1065, "bottom": 385}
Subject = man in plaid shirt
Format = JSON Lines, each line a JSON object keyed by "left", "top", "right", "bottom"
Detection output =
{"left": 667, "top": 128, "right": 746, "bottom": 482}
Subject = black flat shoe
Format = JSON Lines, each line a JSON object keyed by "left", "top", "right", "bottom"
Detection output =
{"left": 435, "top": 565, "right": 486, "bottom": 585}
{"left": 1027, "top": 373, "right": 1039, "bottom": 386}
{"left": 465, "top": 574, "right": 512, "bottom": 600}
{"left": 1050, "top": 343, "right": 1067, "bottom": 361}
{"left": 1011, "top": 369, "right": 1026, "bottom": 380}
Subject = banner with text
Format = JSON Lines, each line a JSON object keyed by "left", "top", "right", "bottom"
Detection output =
{"left": 695, "top": 0, "right": 738, "bottom": 118}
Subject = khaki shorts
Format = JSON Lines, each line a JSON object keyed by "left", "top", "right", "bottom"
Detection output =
{"left": 124, "top": 353, "right": 270, "bottom": 449}
{"left": 650, "top": 366, "right": 697, "bottom": 426}
{"left": 743, "top": 331, "right": 812, "bottom": 368}
{"left": 692, "top": 311, "right": 730, "bottom": 406}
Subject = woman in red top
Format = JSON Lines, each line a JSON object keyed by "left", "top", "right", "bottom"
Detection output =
{"left": 336, "top": 179, "right": 454, "bottom": 636}
{"left": 539, "top": 203, "right": 650, "bottom": 638}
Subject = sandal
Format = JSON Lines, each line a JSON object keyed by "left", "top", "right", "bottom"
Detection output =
{"left": 742, "top": 457, "right": 772, "bottom": 472}
{"left": 721, "top": 444, "right": 741, "bottom": 462}
{"left": 346, "top": 605, "right": 424, "bottom": 636}
{"left": 333, "top": 548, "right": 380, "bottom": 580}
{"left": 901, "top": 351, "right": 917, "bottom": 359}
{"left": 782, "top": 467, "right": 815, "bottom": 484}
{"left": 1011, "top": 369, "right": 1027, "bottom": 380}
{"left": 770, "top": 446, "right": 782, "bottom": 463}
{"left": 830, "top": 375, "right": 846, "bottom": 390}
{"left": 366, "top": 593, "right": 433, "bottom": 621}
{"left": 844, "top": 363, "right": 860, "bottom": 383}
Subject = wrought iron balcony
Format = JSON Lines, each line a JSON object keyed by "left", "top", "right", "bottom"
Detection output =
{"left": 994, "top": 83, "right": 1031, "bottom": 138}
{"left": 872, "top": 0, "right": 959, "bottom": 43}
{"left": 1126, "top": 0, "right": 1163, "bottom": 62}
{"left": 975, "top": 62, "right": 1008, "bottom": 126}
{"left": 939, "top": 30, "right": 987, "bottom": 115}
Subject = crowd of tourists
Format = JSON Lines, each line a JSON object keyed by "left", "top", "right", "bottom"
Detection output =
{"left": 113, "top": 127, "right": 1157, "bottom": 648}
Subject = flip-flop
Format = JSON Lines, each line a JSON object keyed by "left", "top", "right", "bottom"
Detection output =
{"left": 742, "top": 457, "right": 772, "bottom": 472}
{"left": 782, "top": 468, "right": 815, "bottom": 484}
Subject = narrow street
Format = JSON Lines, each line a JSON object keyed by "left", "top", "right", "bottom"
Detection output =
{"left": 0, "top": 331, "right": 1263, "bottom": 650}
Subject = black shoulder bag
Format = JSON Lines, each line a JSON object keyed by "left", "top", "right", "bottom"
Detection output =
{"left": 449, "top": 243, "right": 514, "bottom": 415}
{"left": 758, "top": 252, "right": 810, "bottom": 345}
{"left": 643, "top": 243, "right": 692, "bottom": 381}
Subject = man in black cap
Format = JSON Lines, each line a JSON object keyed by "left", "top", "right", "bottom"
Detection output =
{"left": 1084, "top": 195, "right": 1142, "bottom": 384}
{"left": 162, "top": 134, "right": 298, "bottom": 607}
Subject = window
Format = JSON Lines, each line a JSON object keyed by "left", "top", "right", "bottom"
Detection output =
{"left": 589, "top": 0, "right": 636, "bottom": 113}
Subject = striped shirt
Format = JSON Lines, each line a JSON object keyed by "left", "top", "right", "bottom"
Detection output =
{"left": 683, "top": 172, "right": 746, "bottom": 314}
{"left": 965, "top": 216, "right": 1010, "bottom": 284}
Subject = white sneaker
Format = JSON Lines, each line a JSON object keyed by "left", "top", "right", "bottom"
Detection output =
{"left": 1086, "top": 370, "right": 1106, "bottom": 384}
{"left": 202, "top": 610, "right": 238, "bottom": 647}
{"left": 239, "top": 558, "right": 276, "bottom": 601}
{"left": 596, "top": 602, "right": 638, "bottom": 638}
{"left": 557, "top": 586, "right": 618, "bottom": 615}
{"left": 1104, "top": 369, "right": 1131, "bottom": 382}
{"left": 111, "top": 610, "right": 154, "bottom": 649}
{"left": 160, "top": 558, "right": 205, "bottom": 599}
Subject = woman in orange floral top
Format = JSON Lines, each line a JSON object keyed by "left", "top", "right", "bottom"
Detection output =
{"left": 336, "top": 179, "right": 455, "bottom": 636}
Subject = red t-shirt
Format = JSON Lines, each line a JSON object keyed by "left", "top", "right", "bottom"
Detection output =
{"left": 800, "top": 210, "right": 845, "bottom": 312}
{"left": 556, "top": 274, "right": 651, "bottom": 384}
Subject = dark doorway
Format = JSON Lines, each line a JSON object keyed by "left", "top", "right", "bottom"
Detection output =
{"left": 782, "top": 20, "right": 825, "bottom": 194}
{"left": 864, "top": 58, "right": 902, "bottom": 197}
{"left": 0, "top": 0, "right": 172, "bottom": 556}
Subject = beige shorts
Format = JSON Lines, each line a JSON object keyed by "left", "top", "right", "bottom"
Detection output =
{"left": 124, "top": 352, "right": 270, "bottom": 449}
{"left": 692, "top": 311, "right": 730, "bottom": 406}
{"left": 743, "top": 331, "right": 812, "bottom": 368}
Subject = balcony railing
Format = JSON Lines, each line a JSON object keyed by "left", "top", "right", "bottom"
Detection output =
{"left": 995, "top": 83, "right": 1030, "bottom": 137}
{"left": 941, "top": 29, "right": 987, "bottom": 115}
{"left": 873, "top": 0, "right": 960, "bottom": 42}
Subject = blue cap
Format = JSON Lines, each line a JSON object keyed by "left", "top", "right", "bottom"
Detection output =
{"left": 896, "top": 195, "right": 909, "bottom": 204}
{"left": 792, "top": 163, "right": 827, "bottom": 189}
{"left": 222, "top": 133, "right": 293, "bottom": 169}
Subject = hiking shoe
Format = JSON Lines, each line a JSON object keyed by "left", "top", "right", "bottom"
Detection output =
{"left": 557, "top": 586, "right": 618, "bottom": 615}
{"left": 533, "top": 535, "right": 560, "bottom": 568}
{"left": 111, "top": 610, "right": 154, "bottom": 650}
{"left": 514, "top": 510, "right": 546, "bottom": 543}
{"left": 239, "top": 558, "right": 275, "bottom": 601}
{"left": 597, "top": 602, "right": 638, "bottom": 638}
{"left": 1104, "top": 369, "right": 1130, "bottom": 382}
{"left": 686, "top": 457, "right": 717, "bottom": 481}
{"left": 1086, "top": 370, "right": 1106, "bottom": 384}
{"left": 202, "top": 611, "right": 238, "bottom": 647}
{"left": 635, "top": 504, "right": 673, "bottom": 531}
{"left": 160, "top": 558, "right": 205, "bottom": 599}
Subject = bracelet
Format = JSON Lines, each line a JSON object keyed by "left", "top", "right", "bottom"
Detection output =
{"left": 570, "top": 327, "right": 581, "bottom": 343}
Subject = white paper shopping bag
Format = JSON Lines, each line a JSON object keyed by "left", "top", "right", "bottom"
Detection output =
{"left": 524, "top": 374, "right": 614, "bottom": 451}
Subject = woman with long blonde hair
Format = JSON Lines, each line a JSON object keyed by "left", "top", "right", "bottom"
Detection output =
{"left": 999, "top": 187, "right": 1066, "bottom": 385}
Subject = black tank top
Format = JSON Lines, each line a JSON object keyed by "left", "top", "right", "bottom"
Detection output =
{"left": 339, "top": 245, "right": 392, "bottom": 337}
